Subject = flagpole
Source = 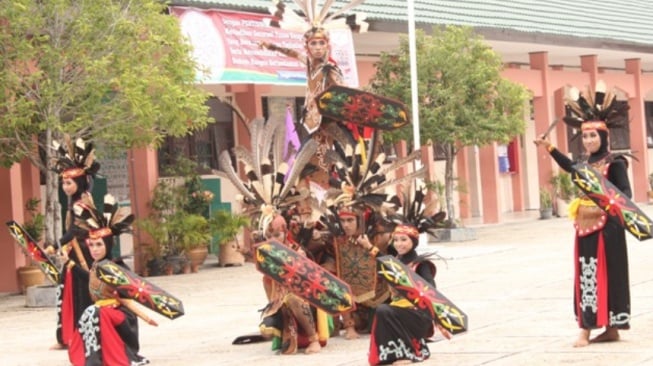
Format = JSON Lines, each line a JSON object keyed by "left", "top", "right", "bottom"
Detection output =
{"left": 408, "top": 0, "right": 427, "bottom": 248}
{"left": 408, "top": 0, "right": 420, "bottom": 152}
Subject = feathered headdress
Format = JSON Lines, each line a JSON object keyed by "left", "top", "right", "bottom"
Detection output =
{"left": 562, "top": 80, "right": 630, "bottom": 131}
{"left": 316, "top": 125, "right": 426, "bottom": 236}
{"left": 390, "top": 182, "right": 446, "bottom": 240}
{"left": 217, "top": 115, "right": 319, "bottom": 233}
{"left": 75, "top": 194, "right": 134, "bottom": 247}
{"left": 324, "top": 123, "right": 426, "bottom": 210}
{"left": 51, "top": 134, "right": 100, "bottom": 179}
{"left": 266, "top": 0, "right": 368, "bottom": 40}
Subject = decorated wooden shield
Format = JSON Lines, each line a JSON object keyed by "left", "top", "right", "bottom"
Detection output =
{"left": 571, "top": 163, "right": 652, "bottom": 241}
{"left": 316, "top": 85, "right": 409, "bottom": 130}
{"left": 334, "top": 236, "right": 377, "bottom": 303}
{"left": 377, "top": 255, "right": 468, "bottom": 335}
{"left": 95, "top": 259, "right": 184, "bottom": 319}
{"left": 255, "top": 240, "right": 354, "bottom": 315}
{"left": 6, "top": 220, "right": 60, "bottom": 284}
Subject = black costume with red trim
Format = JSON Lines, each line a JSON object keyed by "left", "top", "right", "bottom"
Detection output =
{"left": 76, "top": 261, "right": 148, "bottom": 366}
{"left": 368, "top": 250, "right": 436, "bottom": 365}
{"left": 548, "top": 148, "right": 631, "bottom": 330}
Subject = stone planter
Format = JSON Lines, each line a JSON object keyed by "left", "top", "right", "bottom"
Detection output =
{"left": 25, "top": 285, "right": 57, "bottom": 307}
{"left": 218, "top": 240, "right": 244, "bottom": 267}
{"left": 555, "top": 198, "right": 569, "bottom": 217}
{"left": 17, "top": 265, "right": 46, "bottom": 294}
{"left": 539, "top": 208, "right": 553, "bottom": 220}
{"left": 186, "top": 246, "right": 209, "bottom": 273}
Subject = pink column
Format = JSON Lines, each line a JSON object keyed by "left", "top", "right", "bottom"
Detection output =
{"left": 478, "top": 143, "right": 500, "bottom": 223}
{"left": 0, "top": 164, "right": 27, "bottom": 292}
{"left": 552, "top": 87, "right": 569, "bottom": 153}
{"left": 529, "top": 52, "right": 554, "bottom": 194}
{"left": 625, "top": 58, "right": 650, "bottom": 202}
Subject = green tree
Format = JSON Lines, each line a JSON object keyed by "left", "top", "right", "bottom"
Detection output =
{"left": 0, "top": 0, "right": 212, "bottom": 244}
{"left": 370, "top": 26, "right": 529, "bottom": 225}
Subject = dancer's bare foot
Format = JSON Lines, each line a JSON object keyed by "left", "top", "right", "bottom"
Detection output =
{"left": 590, "top": 327, "right": 620, "bottom": 343}
{"left": 305, "top": 340, "right": 321, "bottom": 354}
{"left": 49, "top": 343, "right": 66, "bottom": 350}
{"left": 343, "top": 326, "right": 360, "bottom": 340}
{"left": 573, "top": 329, "right": 590, "bottom": 348}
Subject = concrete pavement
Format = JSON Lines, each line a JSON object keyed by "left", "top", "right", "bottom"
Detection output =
{"left": 2, "top": 207, "right": 653, "bottom": 366}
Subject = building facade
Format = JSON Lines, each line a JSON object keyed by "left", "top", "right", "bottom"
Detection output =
{"left": 1, "top": 0, "right": 652, "bottom": 291}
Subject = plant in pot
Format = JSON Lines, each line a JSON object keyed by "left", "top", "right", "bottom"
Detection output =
{"left": 539, "top": 189, "right": 553, "bottom": 220}
{"left": 550, "top": 172, "right": 578, "bottom": 217}
{"left": 137, "top": 157, "right": 217, "bottom": 275}
{"left": 209, "top": 209, "right": 250, "bottom": 267}
{"left": 17, "top": 198, "right": 47, "bottom": 292}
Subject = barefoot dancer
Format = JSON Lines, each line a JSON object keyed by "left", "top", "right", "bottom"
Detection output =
{"left": 534, "top": 81, "right": 632, "bottom": 347}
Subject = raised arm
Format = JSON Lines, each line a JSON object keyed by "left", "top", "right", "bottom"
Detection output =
{"left": 533, "top": 135, "right": 575, "bottom": 172}
{"left": 259, "top": 41, "right": 306, "bottom": 64}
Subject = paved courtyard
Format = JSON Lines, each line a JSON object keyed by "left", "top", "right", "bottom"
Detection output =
{"left": 2, "top": 207, "right": 653, "bottom": 366}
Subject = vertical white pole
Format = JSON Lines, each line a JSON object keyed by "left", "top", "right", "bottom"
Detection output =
{"left": 408, "top": 0, "right": 428, "bottom": 248}
{"left": 408, "top": 0, "right": 420, "bottom": 151}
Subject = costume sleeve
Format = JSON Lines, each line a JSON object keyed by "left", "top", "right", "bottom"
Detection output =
{"left": 58, "top": 230, "right": 75, "bottom": 248}
{"left": 548, "top": 147, "right": 575, "bottom": 172}
{"left": 608, "top": 158, "right": 632, "bottom": 198}
{"left": 415, "top": 262, "right": 436, "bottom": 288}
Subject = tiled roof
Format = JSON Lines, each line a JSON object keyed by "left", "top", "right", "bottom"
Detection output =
{"left": 170, "top": 0, "right": 653, "bottom": 46}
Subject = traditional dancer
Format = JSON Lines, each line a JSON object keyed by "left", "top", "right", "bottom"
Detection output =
{"left": 534, "top": 80, "right": 632, "bottom": 347}
{"left": 360, "top": 184, "right": 447, "bottom": 365}
{"left": 68, "top": 194, "right": 152, "bottom": 366}
{"left": 260, "top": 0, "right": 368, "bottom": 186}
{"left": 47, "top": 135, "right": 100, "bottom": 350}
{"left": 218, "top": 117, "right": 329, "bottom": 355}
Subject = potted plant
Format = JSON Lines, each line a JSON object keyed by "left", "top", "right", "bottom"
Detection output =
{"left": 137, "top": 158, "right": 214, "bottom": 275}
{"left": 539, "top": 189, "right": 553, "bottom": 219}
{"left": 550, "top": 172, "right": 578, "bottom": 217}
{"left": 209, "top": 209, "right": 250, "bottom": 267}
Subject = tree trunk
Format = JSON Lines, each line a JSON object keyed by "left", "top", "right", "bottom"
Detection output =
{"left": 444, "top": 143, "right": 457, "bottom": 227}
{"left": 43, "top": 129, "right": 63, "bottom": 246}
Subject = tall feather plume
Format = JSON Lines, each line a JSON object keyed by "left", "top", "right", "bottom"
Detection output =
{"left": 562, "top": 80, "right": 630, "bottom": 131}
{"left": 290, "top": 0, "right": 309, "bottom": 18}
{"left": 323, "top": 0, "right": 366, "bottom": 23}
{"left": 259, "top": 117, "right": 283, "bottom": 203}
{"left": 377, "top": 150, "right": 421, "bottom": 177}
{"left": 394, "top": 182, "right": 446, "bottom": 239}
{"left": 359, "top": 130, "right": 378, "bottom": 181}
{"left": 278, "top": 139, "right": 318, "bottom": 200}
{"left": 250, "top": 117, "right": 265, "bottom": 180}
{"left": 316, "top": 0, "right": 336, "bottom": 23}
{"left": 370, "top": 167, "right": 426, "bottom": 194}
{"left": 272, "top": 115, "right": 287, "bottom": 178}
{"left": 594, "top": 80, "right": 606, "bottom": 109}
{"left": 218, "top": 150, "right": 257, "bottom": 203}
{"left": 267, "top": 0, "right": 368, "bottom": 36}
{"left": 51, "top": 134, "right": 99, "bottom": 176}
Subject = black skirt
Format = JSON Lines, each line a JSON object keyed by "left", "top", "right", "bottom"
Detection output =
{"left": 368, "top": 304, "right": 432, "bottom": 365}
